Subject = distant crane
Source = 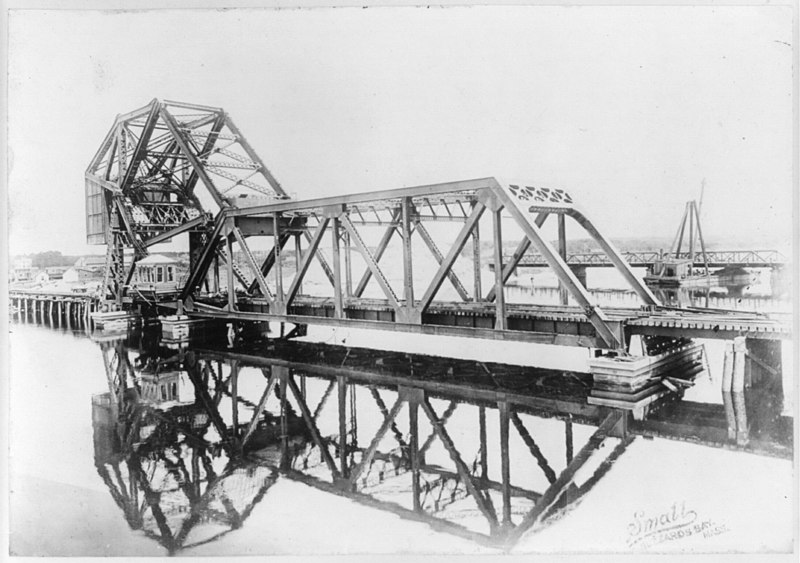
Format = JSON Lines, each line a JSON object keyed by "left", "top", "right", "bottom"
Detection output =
{"left": 667, "top": 181, "right": 710, "bottom": 277}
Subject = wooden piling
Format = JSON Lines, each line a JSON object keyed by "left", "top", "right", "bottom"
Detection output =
{"left": 231, "top": 362, "right": 239, "bottom": 437}
{"left": 499, "top": 401, "right": 512, "bottom": 526}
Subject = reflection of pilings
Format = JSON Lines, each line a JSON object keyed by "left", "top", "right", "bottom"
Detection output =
{"left": 409, "top": 397, "right": 421, "bottom": 512}
{"left": 721, "top": 338, "right": 749, "bottom": 445}
{"left": 499, "top": 401, "right": 511, "bottom": 526}
{"left": 565, "top": 419, "right": 574, "bottom": 464}
{"left": 732, "top": 337, "right": 748, "bottom": 444}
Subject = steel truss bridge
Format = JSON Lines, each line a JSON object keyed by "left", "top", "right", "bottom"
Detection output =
{"left": 497, "top": 249, "right": 788, "bottom": 270}
{"left": 92, "top": 334, "right": 790, "bottom": 553}
{"left": 86, "top": 100, "right": 790, "bottom": 351}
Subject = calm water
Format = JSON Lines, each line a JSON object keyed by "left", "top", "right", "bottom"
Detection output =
{"left": 7, "top": 297, "right": 794, "bottom": 556}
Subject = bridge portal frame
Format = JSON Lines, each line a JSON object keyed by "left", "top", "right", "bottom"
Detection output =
{"left": 180, "top": 177, "right": 660, "bottom": 350}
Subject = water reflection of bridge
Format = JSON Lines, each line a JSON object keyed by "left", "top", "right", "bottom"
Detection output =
{"left": 92, "top": 331, "right": 791, "bottom": 554}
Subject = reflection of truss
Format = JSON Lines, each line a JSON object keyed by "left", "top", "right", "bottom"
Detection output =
{"left": 92, "top": 334, "right": 636, "bottom": 551}
{"left": 93, "top": 333, "right": 792, "bottom": 553}
{"left": 94, "top": 339, "right": 281, "bottom": 554}
{"left": 270, "top": 376, "right": 629, "bottom": 546}
{"left": 94, "top": 424, "right": 277, "bottom": 554}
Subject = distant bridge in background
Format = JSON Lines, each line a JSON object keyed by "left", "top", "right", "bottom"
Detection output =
{"left": 494, "top": 249, "right": 788, "bottom": 270}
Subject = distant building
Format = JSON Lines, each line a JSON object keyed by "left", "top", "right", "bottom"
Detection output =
{"left": 133, "top": 254, "right": 179, "bottom": 286}
{"left": 63, "top": 267, "right": 93, "bottom": 283}
{"left": 12, "top": 258, "right": 34, "bottom": 282}
{"left": 69, "top": 256, "right": 106, "bottom": 282}
{"left": 45, "top": 266, "right": 69, "bottom": 280}
{"left": 34, "top": 270, "right": 50, "bottom": 284}
{"left": 74, "top": 255, "right": 107, "bottom": 273}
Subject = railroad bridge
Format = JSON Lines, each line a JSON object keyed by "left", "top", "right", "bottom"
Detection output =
{"left": 493, "top": 249, "right": 788, "bottom": 271}
{"left": 80, "top": 99, "right": 789, "bottom": 354}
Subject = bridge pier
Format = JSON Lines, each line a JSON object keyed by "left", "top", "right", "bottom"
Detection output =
{"left": 720, "top": 337, "right": 784, "bottom": 446}
{"left": 744, "top": 338, "right": 784, "bottom": 441}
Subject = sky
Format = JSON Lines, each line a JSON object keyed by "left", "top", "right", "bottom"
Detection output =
{"left": 6, "top": 5, "right": 795, "bottom": 256}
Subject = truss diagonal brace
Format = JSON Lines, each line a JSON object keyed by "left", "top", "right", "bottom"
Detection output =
{"left": 224, "top": 115, "right": 287, "bottom": 198}
{"left": 119, "top": 103, "right": 160, "bottom": 192}
{"left": 231, "top": 223, "right": 275, "bottom": 306}
{"left": 414, "top": 221, "right": 470, "bottom": 302}
{"left": 185, "top": 112, "right": 227, "bottom": 196}
{"left": 485, "top": 212, "right": 548, "bottom": 302}
{"left": 340, "top": 215, "right": 402, "bottom": 314}
{"left": 566, "top": 208, "right": 659, "bottom": 306}
{"left": 247, "top": 232, "right": 291, "bottom": 295}
{"left": 159, "top": 107, "right": 226, "bottom": 209}
{"left": 286, "top": 218, "right": 331, "bottom": 306}
{"left": 493, "top": 188, "right": 621, "bottom": 349}
{"left": 302, "top": 228, "right": 336, "bottom": 287}
{"left": 354, "top": 209, "right": 400, "bottom": 297}
{"left": 181, "top": 212, "right": 228, "bottom": 302}
{"left": 418, "top": 201, "right": 487, "bottom": 314}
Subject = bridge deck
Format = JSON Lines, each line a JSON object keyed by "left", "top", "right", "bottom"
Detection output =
{"left": 187, "top": 294, "right": 791, "bottom": 343}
